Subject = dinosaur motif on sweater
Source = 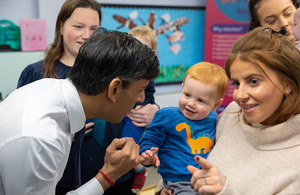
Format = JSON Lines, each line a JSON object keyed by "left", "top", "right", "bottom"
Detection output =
{"left": 176, "top": 122, "right": 214, "bottom": 154}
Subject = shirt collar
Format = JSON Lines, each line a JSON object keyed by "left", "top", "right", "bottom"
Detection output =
{"left": 61, "top": 79, "right": 86, "bottom": 134}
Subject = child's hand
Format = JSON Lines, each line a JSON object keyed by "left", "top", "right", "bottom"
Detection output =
{"left": 141, "top": 147, "right": 160, "bottom": 167}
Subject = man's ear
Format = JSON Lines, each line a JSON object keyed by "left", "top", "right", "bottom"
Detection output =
{"left": 107, "top": 78, "right": 122, "bottom": 103}
{"left": 212, "top": 98, "right": 223, "bottom": 111}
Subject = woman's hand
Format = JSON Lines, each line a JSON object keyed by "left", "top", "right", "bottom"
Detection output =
{"left": 127, "top": 104, "right": 159, "bottom": 127}
{"left": 154, "top": 180, "right": 173, "bottom": 195}
{"left": 187, "top": 156, "right": 226, "bottom": 194}
{"left": 72, "top": 122, "right": 95, "bottom": 141}
{"left": 160, "top": 187, "right": 173, "bottom": 195}
{"left": 85, "top": 122, "right": 94, "bottom": 134}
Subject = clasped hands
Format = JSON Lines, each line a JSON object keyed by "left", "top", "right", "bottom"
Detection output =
{"left": 98, "top": 138, "right": 159, "bottom": 190}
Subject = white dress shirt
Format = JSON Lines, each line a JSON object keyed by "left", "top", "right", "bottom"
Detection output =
{"left": 0, "top": 78, "right": 104, "bottom": 195}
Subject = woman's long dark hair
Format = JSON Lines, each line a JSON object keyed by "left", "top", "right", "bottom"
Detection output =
{"left": 43, "top": 0, "right": 101, "bottom": 78}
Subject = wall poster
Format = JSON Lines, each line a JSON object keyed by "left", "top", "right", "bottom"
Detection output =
{"left": 204, "top": 0, "right": 249, "bottom": 113}
{"left": 101, "top": 5, "right": 205, "bottom": 84}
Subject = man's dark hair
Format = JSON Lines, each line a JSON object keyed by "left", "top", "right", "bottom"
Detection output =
{"left": 68, "top": 28, "right": 160, "bottom": 95}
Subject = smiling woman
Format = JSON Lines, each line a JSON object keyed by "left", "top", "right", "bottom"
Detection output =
{"left": 59, "top": 7, "right": 100, "bottom": 68}
{"left": 248, "top": 0, "right": 298, "bottom": 40}
{"left": 229, "top": 58, "right": 288, "bottom": 125}
{"left": 225, "top": 27, "right": 300, "bottom": 124}
{"left": 17, "top": 0, "right": 101, "bottom": 86}
{"left": 185, "top": 27, "right": 300, "bottom": 194}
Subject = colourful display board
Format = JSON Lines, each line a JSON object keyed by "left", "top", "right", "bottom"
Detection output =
{"left": 102, "top": 6, "right": 205, "bottom": 84}
{"left": 204, "top": 0, "right": 249, "bottom": 113}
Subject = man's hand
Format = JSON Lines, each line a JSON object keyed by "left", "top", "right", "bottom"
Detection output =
{"left": 96, "top": 138, "right": 144, "bottom": 190}
{"left": 187, "top": 156, "right": 226, "bottom": 194}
